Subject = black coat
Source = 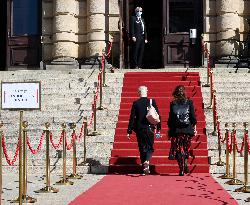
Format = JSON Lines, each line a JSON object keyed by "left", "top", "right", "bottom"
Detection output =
{"left": 127, "top": 97, "right": 161, "bottom": 134}
{"left": 130, "top": 16, "right": 147, "bottom": 40}
{"left": 167, "top": 99, "right": 197, "bottom": 137}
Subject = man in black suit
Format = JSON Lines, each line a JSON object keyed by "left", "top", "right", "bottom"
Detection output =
{"left": 127, "top": 86, "right": 161, "bottom": 174}
{"left": 130, "top": 7, "right": 148, "bottom": 69}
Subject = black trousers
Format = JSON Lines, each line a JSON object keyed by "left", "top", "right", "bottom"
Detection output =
{"left": 132, "top": 36, "right": 145, "bottom": 68}
{"left": 136, "top": 127, "right": 154, "bottom": 164}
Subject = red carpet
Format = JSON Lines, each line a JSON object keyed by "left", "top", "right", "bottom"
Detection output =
{"left": 109, "top": 72, "right": 209, "bottom": 174}
{"left": 69, "top": 72, "right": 237, "bottom": 205}
{"left": 69, "top": 174, "right": 238, "bottom": 205}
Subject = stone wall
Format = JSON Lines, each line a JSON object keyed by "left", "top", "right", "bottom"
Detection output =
{"left": 42, "top": 0, "right": 120, "bottom": 64}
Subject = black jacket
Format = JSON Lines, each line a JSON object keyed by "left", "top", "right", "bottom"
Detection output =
{"left": 130, "top": 16, "right": 147, "bottom": 40}
{"left": 167, "top": 99, "right": 197, "bottom": 137}
{"left": 127, "top": 97, "right": 161, "bottom": 134}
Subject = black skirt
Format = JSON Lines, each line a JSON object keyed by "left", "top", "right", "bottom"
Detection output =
{"left": 169, "top": 134, "right": 192, "bottom": 159}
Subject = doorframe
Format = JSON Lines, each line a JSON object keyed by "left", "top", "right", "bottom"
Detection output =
{"left": 6, "top": 0, "right": 11, "bottom": 68}
{"left": 0, "top": 0, "right": 7, "bottom": 70}
{"left": 162, "top": 0, "right": 168, "bottom": 66}
{"left": 123, "top": 0, "right": 165, "bottom": 68}
{"left": 123, "top": 0, "right": 130, "bottom": 69}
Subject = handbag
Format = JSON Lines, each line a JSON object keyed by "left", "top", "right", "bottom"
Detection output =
{"left": 146, "top": 99, "right": 160, "bottom": 125}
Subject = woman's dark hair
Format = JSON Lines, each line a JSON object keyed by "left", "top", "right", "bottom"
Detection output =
{"left": 172, "top": 85, "right": 186, "bottom": 101}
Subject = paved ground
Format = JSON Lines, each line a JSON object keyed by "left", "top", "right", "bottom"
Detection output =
{"left": 1, "top": 174, "right": 105, "bottom": 205}
{"left": 212, "top": 173, "right": 250, "bottom": 205}
{"left": 1, "top": 173, "right": 250, "bottom": 204}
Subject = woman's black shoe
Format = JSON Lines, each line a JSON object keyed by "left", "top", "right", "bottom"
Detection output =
{"left": 179, "top": 171, "right": 184, "bottom": 176}
{"left": 184, "top": 166, "right": 189, "bottom": 174}
{"left": 168, "top": 154, "right": 175, "bottom": 160}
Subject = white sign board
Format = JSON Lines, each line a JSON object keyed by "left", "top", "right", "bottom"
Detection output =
{"left": 190, "top": 29, "right": 197, "bottom": 38}
{"left": 1, "top": 82, "right": 41, "bottom": 110}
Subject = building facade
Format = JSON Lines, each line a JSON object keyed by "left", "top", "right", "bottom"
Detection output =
{"left": 0, "top": 0, "right": 249, "bottom": 70}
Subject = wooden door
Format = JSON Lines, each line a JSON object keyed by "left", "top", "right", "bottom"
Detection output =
{"left": 6, "top": 0, "right": 41, "bottom": 69}
{"left": 163, "top": 0, "right": 203, "bottom": 66}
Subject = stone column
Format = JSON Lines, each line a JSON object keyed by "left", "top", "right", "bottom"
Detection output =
{"left": 203, "top": 0, "right": 217, "bottom": 58}
{"left": 52, "top": 0, "right": 78, "bottom": 65}
{"left": 216, "top": 0, "right": 240, "bottom": 63}
{"left": 87, "top": 0, "right": 106, "bottom": 57}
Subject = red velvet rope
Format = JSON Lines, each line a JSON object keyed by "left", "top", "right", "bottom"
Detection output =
{"left": 101, "top": 54, "right": 105, "bottom": 73}
{"left": 2, "top": 133, "right": 20, "bottom": 166}
{"left": 220, "top": 131, "right": 227, "bottom": 144}
{"left": 75, "top": 124, "right": 85, "bottom": 140}
{"left": 245, "top": 132, "right": 250, "bottom": 154}
{"left": 217, "top": 121, "right": 227, "bottom": 143}
{"left": 87, "top": 73, "right": 101, "bottom": 128}
{"left": 50, "top": 132, "right": 64, "bottom": 150}
{"left": 88, "top": 111, "right": 95, "bottom": 128}
{"left": 105, "top": 41, "right": 113, "bottom": 58}
{"left": 210, "top": 70, "right": 214, "bottom": 95}
{"left": 26, "top": 132, "right": 45, "bottom": 155}
{"left": 87, "top": 41, "right": 112, "bottom": 129}
{"left": 66, "top": 132, "right": 77, "bottom": 150}
{"left": 233, "top": 131, "right": 244, "bottom": 154}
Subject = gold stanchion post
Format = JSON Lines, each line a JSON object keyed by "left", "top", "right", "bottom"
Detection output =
{"left": 216, "top": 119, "right": 225, "bottom": 166}
{"left": 12, "top": 121, "right": 37, "bottom": 203}
{"left": 55, "top": 123, "right": 74, "bottom": 185}
{"left": 211, "top": 91, "right": 217, "bottom": 136}
{"left": 35, "top": 123, "right": 59, "bottom": 193}
{"left": 102, "top": 52, "right": 107, "bottom": 87}
{"left": 225, "top": 123, "right": 243, "bottom": 185}
{"left": 219, "top": 123, "right": 233, "bottom": 179}
{"left": 21, "top": 122, "right": 37, "bottom": 203}
{"left": 206, "top": 70, "right": 214, "bottom": 109}
{"left": 83, "top": 117, "right": 87, "bottom": 164}
{"left": 0, "top": 121, "right": 3, "bottom": 205}
{"left": 11, "top": 111, "right": 24, "bottom": 204}
{"left": 235, "top": 122, "right": 250, "bottom": 192}
{"left": 203, "top": 53, "right": 210, "bottom": 87}
{"left": 67, "top": 123, "right": 82, "bottom": 179}
{"left": 88, "top": 93, "right": 100, "bottom": 136}
{"left": 97, "top": 71, "right": 104, "bottom": 110}
{"left": 79, "top": 117, "right": 88, "bottom": 166}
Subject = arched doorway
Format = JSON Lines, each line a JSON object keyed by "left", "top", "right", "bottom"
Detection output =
{"left": 123, "top": 0, "right": 203, "bottom": 68}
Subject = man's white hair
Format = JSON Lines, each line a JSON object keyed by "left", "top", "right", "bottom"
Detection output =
{"left": 135, "top": 7, "right": 142, "bottom": 12}
{"left": 138, "top": 86, "right": 148, "bottom": 97}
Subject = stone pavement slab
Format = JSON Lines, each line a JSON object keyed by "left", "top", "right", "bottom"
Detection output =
{"left": 1, "top": 174, "right": 105, "bottom": 205}
{"left": 212, "top": 173, "right": 250, "bottom": 205}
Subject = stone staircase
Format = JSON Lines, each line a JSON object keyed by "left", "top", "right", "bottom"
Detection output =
{"left": 0, "top": 67, "right": 249, "bottom": 176}
{"left": 0, "top": 69, "right": 124, "bottom": 174}
{"left": 206, "top": 68, "right": 250, "bottom": 174}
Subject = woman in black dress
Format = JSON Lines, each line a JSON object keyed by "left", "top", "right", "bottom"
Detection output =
{"left": 167, "top": 85, "right": 197, "bottom": 176}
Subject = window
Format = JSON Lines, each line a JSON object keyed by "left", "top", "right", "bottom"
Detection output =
{"left": 169, "top": 0, "right": 194, "bottom": 33}
{"left": 13, "top": 0, "right": 39, "bottom": 36}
